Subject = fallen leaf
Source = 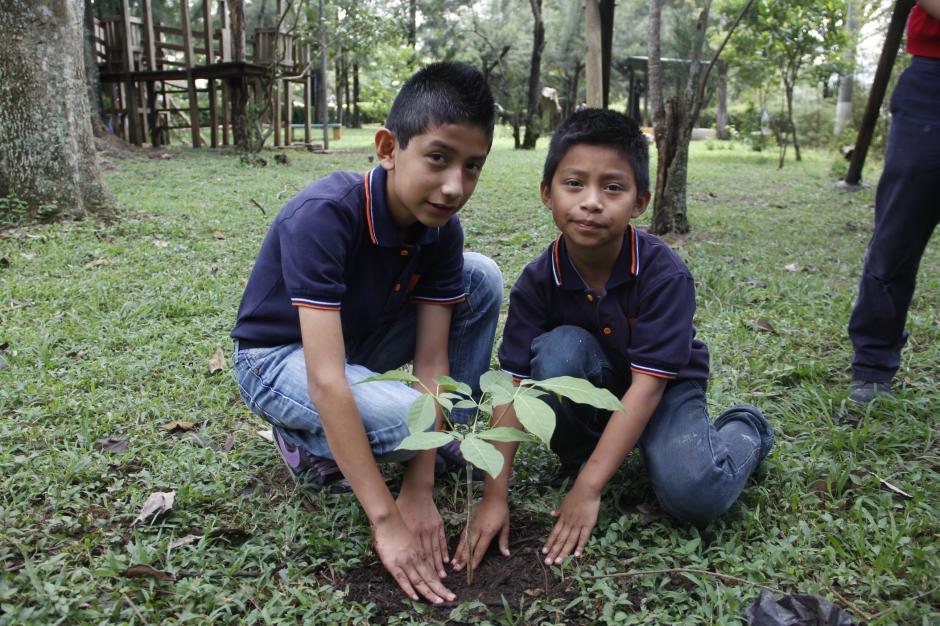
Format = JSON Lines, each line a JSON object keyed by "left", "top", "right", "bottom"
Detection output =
{"left": 109, "top": 462, "right": 144, "bottom": 474}
{"left": 208, "top": 347, "right": 225, "bottom": 374}
{"left": 153, "top": 239, "right": 170, "bottom": 248}
{"left": 212, "top": 230, "right": 226, "bottom": 240}
{"left": 67, "top": 349, "right": 87, "bottom": 359}
{"left": 133, "top": 491, "right": 176, "bottom": 525}
{"left": 169, "top": 534, "right": 201, "bottom": 550}
{"left": 83, "top": 258, "right": 108, "bottom": 269}
{"left": 159, "top": 421, "right": 194, "bottom": 432}
{"left": 257, "top": 429, "right": 273, "bottom": 442}
{"left": 784, "top": 262, "right": 803, "bottom": 272}
{"left": 93, "top": 438, "right": 129, "bottom": 453}
{"left": 755, "top": 318, "right": 776, "bottom": 333}
{"left": 181, "top": 431, "right": 220, "bottom": 451}
{"left": 21, "top": 252, "right": 35, "bottom": 261}
{"left": 121, "top": 564, "right": 175, "bottom": 581}
{"left": 870, "top": 472, "right": 913, "bottom": 499}
{"left": 524, "top": 588, "right": 545, "bottom": 597}
{"left": 0, "top": 355, "right": 6, "bottom": 372}
{"left": 160, "top": 153, "right": 172, "bottom": 159}
{"left": 222, "top": 434, "right": 235, "bottom": 452}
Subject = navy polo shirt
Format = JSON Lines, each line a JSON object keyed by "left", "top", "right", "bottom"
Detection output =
{"left": 231, "top": 166, "right": 466, "bottom": 349}
{"left": 498, "top": 225, "right": 709, "bottom": 382}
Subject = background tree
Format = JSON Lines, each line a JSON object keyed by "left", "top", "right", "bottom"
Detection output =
{"left": 521, "top": 0, "right": 545, "bottom": 148}
{"left": 1, "top": 0, "right": 114, "bottom": 220}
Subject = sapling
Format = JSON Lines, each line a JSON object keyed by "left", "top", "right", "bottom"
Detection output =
{"left": 363, "top": 369, "right": 623, "bottom": 583}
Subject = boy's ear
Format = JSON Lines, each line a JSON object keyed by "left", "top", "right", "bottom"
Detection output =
{"left": 539, "top": 179, "right": 552, "bottom": 208}
{"left": 632, "top": 190, "right": 652, "bottom": 218}
{"left": 374, "top": 128, "right": 397, "bottom": 171}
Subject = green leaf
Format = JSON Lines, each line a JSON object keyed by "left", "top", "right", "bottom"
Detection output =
{"left": 512, "top": 393, "right": 556, "bottom": 446}
{"left": 478, "top": 427, "right": 536, "bottom": 443}
{"left": 395, "top": 431, "right": 455, "bottom": 451}
{"left": 481, "top": 370, "right": 515, "bottom": 405}
{"left": 434, "top": 375, "right": 472, "bottom": 397}
{"left": 359, "top": 369, "right": 419, "bottom": 385}
{"left": 460, "top": 436, "right": 504, "bottom": 479}
{"left": 407, "top": 394, "right": 437, "bottom": 434}
{"left": 453, "top": 399, "right": 478, "bottom": 410}
{"left": 526, "top": 376, "right": 623, "bottom": 411}
{"left": 436, "top": 396, "right": 454, "bottom": 412}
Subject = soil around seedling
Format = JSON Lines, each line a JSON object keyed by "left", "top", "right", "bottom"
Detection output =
{"left": 340, "top": 515, "right": 587, "bottom": 623}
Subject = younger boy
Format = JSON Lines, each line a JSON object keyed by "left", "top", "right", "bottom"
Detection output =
{"left": 231, "top": 62, "right": 502, "bottom": 604}
{"left": 452, "top": 109, "right": 773, "bottom": 572}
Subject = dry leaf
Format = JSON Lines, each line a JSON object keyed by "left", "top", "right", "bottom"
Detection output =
{"left": 153, "top": 239, "right": 170, "bottom": 248}
{"left": 257, "top": 429, "right": 274, "bottom": 442}
{"left": 121, "top": 564, "right": 175, "bottom": 581}
{"left": 212, "top": 230, "right": 226, "bottom": 240}
{"left": 83, "top": 258, "right": 108, "bottom": 269}
{"left": 159, "top": 421, "right": 194, "bottom": 432}
{"left": 133, "top": 491, "right": 176, "bottom": 525}
{"left": 93, "top": 438, "right": 129, "bottom": 453}
{"left": 21, "top": 252, "right": 35, "bottom": 261}
{"left": 208, "top": 347, "right": 225, "bottom": 374}
{"left": 222, "top": 434, "right": 235, "bottom": 452}
{"left": 870, "top": 472, "right": 913, "bottom": 499}
{"left": 0, "top": 355, "right": 7, "bottom": 373}
{"left": 169, "top": 534, "right": 201, "bottom": 550}
{"left": 524, "top": 588, "right": 545, "bottom": 597}
{"left": 784, "top": 262, "right": 803, "bottom": 272}
{"left": 755, "top": 318, "right": 776, "bottom": 333}
{"left": 182, "top": 431, "right": 220, "bottom": 451}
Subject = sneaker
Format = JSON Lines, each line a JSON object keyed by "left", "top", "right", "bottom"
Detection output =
{"left": 436, "top": 439, "right": 486, "bottom": 481}
{"left": 714, "top": 405, "right": 775, "bottom": 464}
{"left": 272, "top": 427, "right": 352, "bottom": 494}
{"left": 848, "top": 379, "right": 894, "bottom": 404}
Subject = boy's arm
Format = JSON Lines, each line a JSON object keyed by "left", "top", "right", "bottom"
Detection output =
{"left": 542, "top": 372, "right": 667, "bottom": 565}
{"left": 397, "top": 302, "right": 453, "bottom": 579}
{"left": 297, "top": 307, "right": 454, "bottom": 604}
{"left": 451, "top": 401, "right": 521, "bottom": 571}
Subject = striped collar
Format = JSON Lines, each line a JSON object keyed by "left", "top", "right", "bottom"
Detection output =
{"left": 550, "top": 224, "right": 639, "bottom": 289}
{"left": 363, "top": 167, "right": 441, "bottom": 247}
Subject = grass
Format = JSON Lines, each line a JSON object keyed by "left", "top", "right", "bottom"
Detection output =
{"left": 1, "top": 126, "right": 938, "bottom": 624}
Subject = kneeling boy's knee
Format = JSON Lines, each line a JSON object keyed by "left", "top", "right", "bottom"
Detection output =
{"left": 655, "top": 476, "right": 736, "bottom": 525}
{"left": 530, "top": 326, "right": 597, "bottom": 379}
{"left": 464, "top": 252, "right": 503, "bottom": 307}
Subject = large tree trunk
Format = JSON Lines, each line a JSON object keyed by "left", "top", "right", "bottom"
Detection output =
{"left": 0, "top": 0, "right": 114, "bottom": 219}
{"left": 585, "top": 0, "right": 603, "bottom": 107}
{"left": 521, "top": 0, "right": 544, "bottom": 149}
{"left": 834, "top": 0, "right": 857, "bottom": 139}
{"left": 783, "top": 74, "right": 801, "bottom": 163}
{"left": 228, "top": 0, "right": 249, "bottom": 149}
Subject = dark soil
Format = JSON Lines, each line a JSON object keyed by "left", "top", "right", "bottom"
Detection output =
{"left": 340, "top": 515, "right": 590, "bottom": 623}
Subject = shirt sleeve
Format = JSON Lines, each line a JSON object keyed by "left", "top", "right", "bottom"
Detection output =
{"left": 628, "top": 273, "right": 696, "bottom": 379}
{"left": 278, "top": 199, "right": 354, "bottom": 311}
{"left": 497, "top": 268, "right": 551, "bottom": 379}
{"left": 409, "top": 219, "right": 467, "bottom": 306}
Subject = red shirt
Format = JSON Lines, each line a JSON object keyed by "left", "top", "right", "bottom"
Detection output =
{"left": 907, "top": 5, "right": 940, "bottom": 58}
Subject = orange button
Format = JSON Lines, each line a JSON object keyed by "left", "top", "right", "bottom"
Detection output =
{"left": 603, "top": 326, "right": 613, "bottom": 335}
{"left": 400, "top": 249, "right": 409, "bottom": 256}
{"left": 394, "top": 283, "right": 401, "bottom": 292}
{"left": 587, "top": 293, "right": 594, "bottom": 301}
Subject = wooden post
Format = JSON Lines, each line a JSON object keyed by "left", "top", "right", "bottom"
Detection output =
{"left": 273, "top": 79, "right": 281, "bottom": 146}
{"left": 284, "top": 79, "right": 292, "bottom": 144}
{"left": 181, "top": 0, "right": 201, "bottom": 147}
{"left": 219, "top": 0, "right": 230, "bottom": 146}
{"left": 844, "top": 0, "right": 915, "bottom": 186}
{"left": 202, "top": 0, "right": 218, "bottom": 147}
{"left": 304, "top": 70, "right": 312, "bottom": 144}
{"left": 141, "top": 0, "right": 157, "bottom": 69}
{"left": 120, "top": 0, "right": 141, "bottom": 145}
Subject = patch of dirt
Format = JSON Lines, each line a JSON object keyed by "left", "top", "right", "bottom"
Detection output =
{"left": 341, "top": 515, "right": 589, "bottom": 623}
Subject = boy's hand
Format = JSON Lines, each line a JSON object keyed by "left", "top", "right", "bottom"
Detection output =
{"left": 397, "top": 490, "right": 450, "bottom": 579}
{"left": 452, "top": 495, "right": 510, "bottom": 572}
{"left": 542, "top": 482, "right": 601, "bottom": 564}
{"left": 371, "top": 514, "right": 456, "bottom": 605}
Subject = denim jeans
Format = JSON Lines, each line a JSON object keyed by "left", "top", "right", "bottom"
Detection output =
{"left": 848, "top": 56, "right": 940, "bottom": 384}
{"left": 530, "top": 325, "right": 773, "bottom": 525}
{"left": 233, "top": 252, "right": 503, "bottom": 462}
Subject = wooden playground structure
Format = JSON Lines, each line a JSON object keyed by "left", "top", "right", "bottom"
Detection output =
{"left": 92, "top": 0, "right": 320, "bottom": 148}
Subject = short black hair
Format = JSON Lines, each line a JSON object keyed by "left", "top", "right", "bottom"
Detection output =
{"left": 385, "top": 62, "right": 496, "bottom": 150}
{"left": 543, "top": 108, "right": 650, "bottom": 197}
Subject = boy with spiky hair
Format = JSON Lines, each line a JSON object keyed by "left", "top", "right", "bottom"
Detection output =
{"left": 232, "top": 62, "right": 502, "bottom": 604}
{"left": 452, "top": 109, "right": 773, "bottom": 572}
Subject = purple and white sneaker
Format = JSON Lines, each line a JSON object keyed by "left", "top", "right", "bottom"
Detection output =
{"left": 272, "top": 427, "right": 351, "bottom": 494}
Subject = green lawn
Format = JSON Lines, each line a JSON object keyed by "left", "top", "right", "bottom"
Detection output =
{"left": 1, "top": 127, "right": 938, "bottom": 624}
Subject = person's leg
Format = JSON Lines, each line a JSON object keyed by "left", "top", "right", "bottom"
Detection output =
{"left": 848, "top": 59, "right": 940, "bottom": 391}
{"left": 639, "top": 380, "right": 774, "bottom": 525}
{"left": 529, "top": 326, "right": 624, "bottom": 466}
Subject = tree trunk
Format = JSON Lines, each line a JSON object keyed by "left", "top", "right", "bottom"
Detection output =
{"left": 82, "top": 0, "right": 107, "bottom": 135}
{"left": 599, "top": 0, "right": 614, "bottom": 108}
{"left": 228, "top": 0, "right": 249, "bottom": 149}
{"left": 344, "top": 55, "right": 351, "bottom": 125}
{"left": 652, "top": 98, "right": 692, "bottom": 234}
{"left": 335, "top": 54, "right": 344, "bottom": 127}
{"left": 407, "top": 0, "right": 416, "bottom": 47}
{"left": 521, "top": 0, "right": 544, "bottom": 149}
{"left": 844, "top": 0, "right": 914, "bottom": 185}
{"left": 318, "top": 0, "right": 329, "bottom": 149}
{"left": 784, "top": 76, "right": 801, "bottom": 162}
{"left": 352, "top": 62, "right": 361, "bottom": 128}
{"left": 585, "top": 0, "right": 603, "bottom": 107}
{"left": 0, "top": 0, "right": 114, "bottom": 220}
{"left": 834, "top": 0, "right": 857, "bottom": 139}
{"left": 716, "top": 61, "right": 729, "bottom": 139}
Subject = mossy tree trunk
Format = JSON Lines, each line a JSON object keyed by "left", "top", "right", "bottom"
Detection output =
{"left": 0, "top": 0, "right": 114, "bottom": 220}
{"left": 521, "top": 0, "right": 544, "bottom": 149}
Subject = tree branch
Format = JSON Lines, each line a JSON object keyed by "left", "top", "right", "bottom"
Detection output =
{"left": 693, "top": 0, "right": 756, "bottom": 122}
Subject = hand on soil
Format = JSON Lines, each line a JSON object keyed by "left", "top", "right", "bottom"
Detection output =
{"left": 397, "top": 490, "right": 450, "bottom": 578}
{"left": 452, "top": 496, "right": 510, "bottom": 572}
{"left": 542, "top": 482, "right": 600, "bottom": 564}
{"left": 372, "top": 514, "right": 456, "bottom": 604}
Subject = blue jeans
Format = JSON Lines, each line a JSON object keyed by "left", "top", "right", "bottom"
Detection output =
{"left": 530, "top": 326, "right": 773, "bottom": 525}
{"left": 849, "top": 56, "right": 940, "bottom": 383}
{"left": 233, "top": 252, "right": 503, "bottom": 462}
